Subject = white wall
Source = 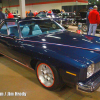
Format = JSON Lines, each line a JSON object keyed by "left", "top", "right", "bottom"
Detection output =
{"left": 26, "top": 3, "right": 62, "bottom": 12}
{"left": 1, "top": 1, "right": 88, "bottom": 15}
{"left": 25, "top": 2, "right": 88, "bottom": 12}
{"left": 2, "top": 7, "right": 20, "bottom": 14}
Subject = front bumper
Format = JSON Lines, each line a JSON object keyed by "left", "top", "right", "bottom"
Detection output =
{"left": 77, "top": 74, "right": 100, "bottom": 92}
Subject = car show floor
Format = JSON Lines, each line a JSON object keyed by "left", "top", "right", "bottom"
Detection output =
{"left": 0, "top": 25, "right": 100, "bottom": 100}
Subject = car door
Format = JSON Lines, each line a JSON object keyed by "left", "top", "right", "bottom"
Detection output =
{"left": 0, "top": 21, "right": 25, "bottom": 64}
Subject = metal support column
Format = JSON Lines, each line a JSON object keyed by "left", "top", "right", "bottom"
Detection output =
{"left": 19, "top": 0, "right": 26, "bottom": 18}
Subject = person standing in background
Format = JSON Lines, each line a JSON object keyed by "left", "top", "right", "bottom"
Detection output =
{"left": 60, "top": 9, "right": 65, "bottom": 13}
{"left": 86, "top": 7, "right": 93, "bottom": 35}
{"left": 26, "top": 11, "right": 28, "bottom": 17}
{"left": 34, "top": 11, "right": 38, "bottom": 17}
{"left": 48, "top": 10, "right": 52, "bottom": 13}
{"left": 5, "top": 8, "right": 9, "bottom": 18}
{"left": 0, "top": 7, "right": 5, "bottom": 22}
{"left": 28, "top": 10, "right": 34, "bottom": 17}
{"left": 88, "top": 5, "right": 99, "bottom": 36}
{"left": 7, "top": 11, "right": 14, "bottom": 18}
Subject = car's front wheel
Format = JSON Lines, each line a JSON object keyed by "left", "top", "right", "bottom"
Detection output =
{"left": 36, "top": 62, "right": 63, "bottom": 91}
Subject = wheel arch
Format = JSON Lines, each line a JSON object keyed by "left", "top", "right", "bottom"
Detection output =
{"left": 29, "top": 54, "right": 80, "bottom": 87}
{"left": 30, "top": 56, "right": 59, "bottom": 71}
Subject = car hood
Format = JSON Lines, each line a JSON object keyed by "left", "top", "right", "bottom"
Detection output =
{"left": 25, "top": 30, "right": 100, "bottom": 65}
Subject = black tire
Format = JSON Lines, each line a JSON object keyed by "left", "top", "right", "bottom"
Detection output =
{"left": 82, "top": 24, "right": 87, "bottom": 32}
{"left": 35, "top": 61, "right": 63, "bottom": 91}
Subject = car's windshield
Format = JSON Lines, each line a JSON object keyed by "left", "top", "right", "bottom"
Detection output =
{"left": 19, "top": 19, "right": 64, "bottom": 38}
{"left": 36, "top": 13, "right": 59, "bottom": 18}
{"left": 47, "top": 13, "right": 59, "bottom": 18}
{"left": 36, "top": 13, "right": 46, "bottom": 17}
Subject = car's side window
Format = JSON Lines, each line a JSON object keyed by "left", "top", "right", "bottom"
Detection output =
{"left": 7, "top": 22, "right": 19, "bottom": 37}
{"left": 19, "top": 20, "right": 63, "bottom": 38}
{"left": 32, "top": 24, "right": 42, "bottom": 36}
{"left": 0, "top": 23, "right": 8, "bottom": 35}
{"left": 19, "top": 22, "right": 38, "bottom": 37}
{"left": 21, "top": 25, "right": 30, "bottom": 37}
{"left": 21, "top": 24, "right": 43, "bottom": 37}
{"left": 8, "top": 26, "right": 19, "bottom": 37}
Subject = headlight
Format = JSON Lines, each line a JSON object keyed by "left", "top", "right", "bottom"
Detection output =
{"left": 87, "top": 64, "right": 94, "bottom": 78}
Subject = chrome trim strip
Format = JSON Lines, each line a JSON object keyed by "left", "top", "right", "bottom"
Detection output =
{"left": 0, "top": 52, "right": 34, "bottom": 71}
{"left": 1, "top": 34, "right": 100, "bottom": 52}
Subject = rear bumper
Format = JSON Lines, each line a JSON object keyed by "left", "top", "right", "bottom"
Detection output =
{"left": 77, "top": 75, "right": 100, "bottom": 92}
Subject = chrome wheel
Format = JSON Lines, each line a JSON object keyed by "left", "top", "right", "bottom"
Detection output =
{"left": 37, "top": 63, "right": 54, "bottom": 87}
{"left": 82, "top": 24, "right": 87, "bottom": 32}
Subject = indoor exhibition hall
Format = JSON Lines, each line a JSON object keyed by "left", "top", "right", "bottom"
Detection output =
{"left": 0, "top": 0, "right": 100, "bottom": 100}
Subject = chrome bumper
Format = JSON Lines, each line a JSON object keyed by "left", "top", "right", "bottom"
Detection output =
{"left": 77, "top": 75, "right": 100, "bottom": 92}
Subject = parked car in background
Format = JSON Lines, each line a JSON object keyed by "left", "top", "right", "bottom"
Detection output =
{"left": 72, "top": 12, "right": 87, "bottom": 32}
{"left": 96, "top": 25, "right": 100, "bottom": 33}
{"left": 74, "top": 11, "right": 100, "bottom": 33}
{"left": 0, "top": 18, "right": 100, "bottom": 92}
{"left": 13, "top": 14, "right": 20, "bottom": 18}
{"left": 36, "top": 12, "right": 69, "bottom": 28}
{"left": 58, "top": 12, "right": 76, "bottom": 25}
{"left": 51, "top": 9, "right": 61, "bottom": 14}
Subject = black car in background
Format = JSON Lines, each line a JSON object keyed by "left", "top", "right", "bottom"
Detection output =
{"left": 51, "top": 9, "right": 61, "bottom": 14}
{"left": 73, "top": 12, "right": 87, "bottom": 32}
{"left": 74, "top": 11, "right": 100, "bottom": 33}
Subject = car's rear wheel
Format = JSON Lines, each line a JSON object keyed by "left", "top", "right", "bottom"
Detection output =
{"left": 82, "top": 24, "right": 87, "bottom": 32}
{"left": 36, "top": 62, "right": 63, "bottom": 91}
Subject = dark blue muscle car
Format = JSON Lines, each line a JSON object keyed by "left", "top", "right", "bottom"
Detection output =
{"left": 0, "top": 18, "right": 100, "bottom": 92}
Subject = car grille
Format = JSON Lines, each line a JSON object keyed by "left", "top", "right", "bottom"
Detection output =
{"left": 94, "top": 62, "right": 100, "bottom": 73}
